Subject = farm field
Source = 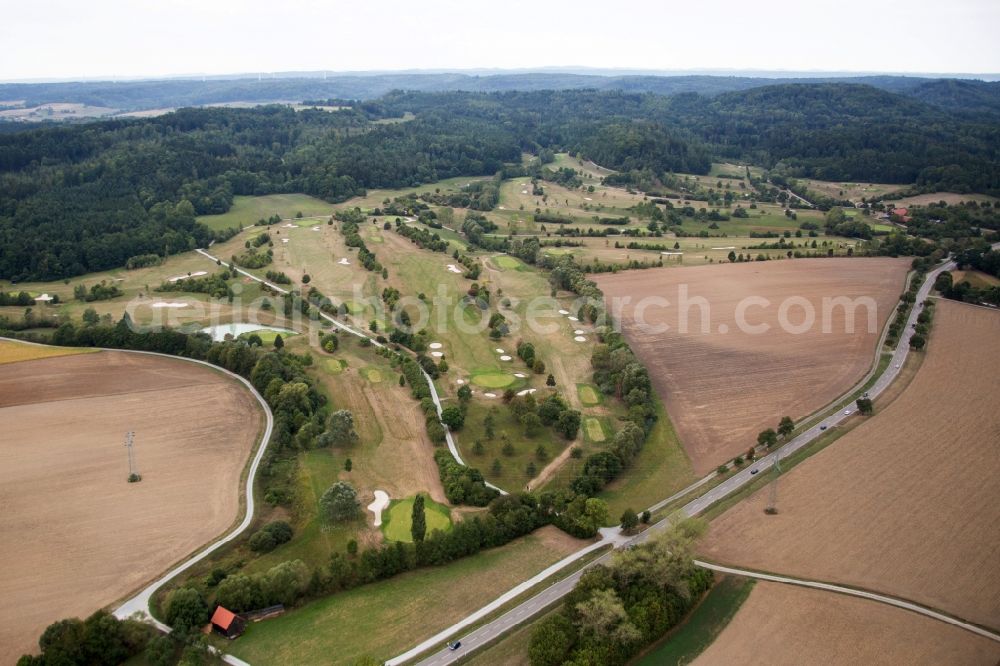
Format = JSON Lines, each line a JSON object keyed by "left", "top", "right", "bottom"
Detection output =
{"left": 797, "top": 178, "right": 904, "bottom": 203}
{"left": 884, "top": 192, "right": 1000, "bottom": 207}
{"left": 693, "top": 581, "right": 1000, "bottom": 665}
{"left": 596, "top": 257, "right": 910, "bottom": 474}
{"left": 219, "top": 526, "right": 586, "bottom": 665}
{"left": 699, "top": 300, "right": 1000, "bottom": 628}
{"left": 0, "top": 338, "right": 95, "bottom": 364}
{"left": 0, "top": 347, "right": 263, "bottom": 664}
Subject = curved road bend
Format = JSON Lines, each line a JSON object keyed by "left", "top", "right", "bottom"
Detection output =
{"left": 406, "top": 254, "right": 1000, "bottom": 666}
{"left": 194, "top": 249, "right": 505, "bottom": 495}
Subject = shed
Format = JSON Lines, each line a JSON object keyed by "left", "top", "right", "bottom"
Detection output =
{"left": 210, "top": 606, "right": 246, "bottom": 639}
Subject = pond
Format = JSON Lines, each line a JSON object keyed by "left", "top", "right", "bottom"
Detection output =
{"left": 199, "top": 323, "right": 295, "bottom": 342}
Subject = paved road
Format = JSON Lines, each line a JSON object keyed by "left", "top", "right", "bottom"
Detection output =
{"left": 406, "top": 255, "right": 983, "bottom": 666}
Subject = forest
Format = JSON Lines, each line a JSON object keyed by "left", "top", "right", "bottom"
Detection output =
{"left": 2, "top": 84, "right": 999, "bottom": 280}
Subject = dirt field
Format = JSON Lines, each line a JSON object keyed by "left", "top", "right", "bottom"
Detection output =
{"left": 694, "top": 582, "right": 1000, "bottom": 665}
{"left": 0, "top": 349, "right": 262, "bottom": 663}
{"left": 700, "top": 301, "right": 1000, "bottom": 627}
{"left": 596, "top": 258, "right": 909, "bottom": 473}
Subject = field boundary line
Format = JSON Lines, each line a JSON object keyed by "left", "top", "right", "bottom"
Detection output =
{"left": 694, "top": 561, "right": 1000, "bottom": 644}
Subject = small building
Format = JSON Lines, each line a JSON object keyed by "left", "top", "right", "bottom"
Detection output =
{"left": 210, "top": 606, "right": 246, "bottom": 639}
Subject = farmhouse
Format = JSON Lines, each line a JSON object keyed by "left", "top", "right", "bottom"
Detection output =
{"left": 211, "top": 606, "right": 246, "bottom": 639}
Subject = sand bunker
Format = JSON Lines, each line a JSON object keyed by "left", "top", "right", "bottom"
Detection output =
{"left": 446, "top": 264, "right": 463, "bottom": 274}
{"left": 500, "top": 355, "right": 512, "bottom": 361}
{"left": 495, "top": 348, "right": 505, "bottom": 354}
{"left": 168, "top": 271, "right": 207, "bottom": 283}
{"left": 429, "top": 342, "right": 443, "bottom": 349}
{"left": 367, "top": 490, "right": 390, "bottom": 527}
{"left": 514, "top": 373, "right": 527, "bottom": 378}
{"left": 558, "top": 309, "right": 570, "bottom": 315}
{"left": 516, "top": 388, "right": 537, "bottom": 397}
{"left": 483, "top": 393, "right": 497, "bottom": 398}
{"left": 574, "top": 336, "right": 586, "bottom": 342}
{"left": 338, "top": 258, "right": 350, "bottom": 265}
{"left": 431, "top": 351, "right": 443, "bottom": 358}
{"left": 150, "top": 302, "right": 189, "bottom": 309}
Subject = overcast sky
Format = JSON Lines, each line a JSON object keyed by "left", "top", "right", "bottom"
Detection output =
{"left": 2, "top": 0, "right": 999, "bottom": 82}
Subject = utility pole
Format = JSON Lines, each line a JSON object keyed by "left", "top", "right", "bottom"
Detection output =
{"left": 765, "top": 449, "right": 782, "bottom": 514}
{"left": 125, "top": 431, "right": 141, "bottom": 483}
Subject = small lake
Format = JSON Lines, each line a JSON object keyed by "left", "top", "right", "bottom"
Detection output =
{"left": 199, "top": 323, "right": 295, "bottom": 342}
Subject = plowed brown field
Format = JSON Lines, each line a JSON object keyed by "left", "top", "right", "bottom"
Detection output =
{"left": 596, "top": 258, "right": 909, "bottom": 473}
{"left": 694, "top": 582, "right": 1000, "bottom": 665}
{"left": 700, "top": 300, "right": 1000, "bottom": 628}
{"left": 0, "top": 349, "right": 263, "bottom": 663}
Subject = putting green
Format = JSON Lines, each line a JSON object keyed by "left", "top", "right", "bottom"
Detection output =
{"left": 344, "top": 300, "right": 366, "bottom": 315}
{"left": 471, "top": 373, "right": 515, "bottom": 388}
{"left": 325, "top": 359, "right": 345, "bottom": 374}
{"left": 361, "top": 367, "right": 383, "bottom": 383}
{"left": 494, "top": 255, "right": 521, "bottom": 269}
{"left": 584, "top": 418, "right": 606, "bottom": 442}
{"left": 382, "top": 495, "right": 452, "bottom": 543}
{"left": 578, "top": 384, "right": 600, "bottom": 406}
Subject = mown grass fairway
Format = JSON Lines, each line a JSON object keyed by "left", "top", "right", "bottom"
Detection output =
{"left": 494, "top": 255, "right": 522, "bottom": 269}
{"left": 577, "top": 383, "right": 600, "bottom": 406}
{"left": 583, "top": 417, "right": 606, "bottom": 442}
{"left": 196, "top": 193, "right": 334, "bottom": 232}
{"left": 381, "top": 494, "right": 452, "bottom": 543}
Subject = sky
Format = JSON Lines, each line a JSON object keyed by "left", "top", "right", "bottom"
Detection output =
{"left": 2, "top": 0, "right": 999, "bottom": 82}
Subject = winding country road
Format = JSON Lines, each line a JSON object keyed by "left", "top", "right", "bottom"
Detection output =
{"left": 404, "top": 252, "right": 1000, "bottom": 666}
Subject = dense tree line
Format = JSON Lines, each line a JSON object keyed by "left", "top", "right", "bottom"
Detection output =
{"left": 528, "top": 521, "right": 712, "bottom": 666}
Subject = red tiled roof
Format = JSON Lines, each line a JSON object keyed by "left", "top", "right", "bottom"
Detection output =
{"left": 211, "top": 606, "right": 237, "bottom": 630}
{"left": 893, "top": 207, "right": 909, "bottom": 216}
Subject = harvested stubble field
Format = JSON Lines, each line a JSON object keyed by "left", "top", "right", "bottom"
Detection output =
{"left": 694, "top": 581, "right": 1000, "bottom": 665}
{"left": 699, "top": 300, "right": 1000, "bottom": 628}
{"left": 0, "top": 349, "right": 262, "bottom": 663}
{"left": 597, "top": 258, "right": 909, "bottom": 474}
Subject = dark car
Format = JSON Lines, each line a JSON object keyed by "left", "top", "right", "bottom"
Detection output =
{"left": 820, "top": 424, "right": 828, "bottom": 430}
{"left": 448, "top": 641, "right": 462, "bottom": 651}
{"left": 750, "top": 468, "right": 759, "bottom": 475}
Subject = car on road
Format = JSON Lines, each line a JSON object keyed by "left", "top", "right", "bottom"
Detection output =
{"left": 843, "top": 409, "right": 851, "bottom": 415}
{"left": 820, "top": 424, "right": 828, "bottom": 430}
{"left": 448, "top": 641, "right": 462, "bottom": 651}
{"left": 750, "top": 468, "right": 759, "bottom": 475}
{"left": 895, "top": 363, "right": 901, "bottom": 368}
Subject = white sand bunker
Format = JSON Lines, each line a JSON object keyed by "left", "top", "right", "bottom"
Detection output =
{"left": 516, "top": 388, "right": 537, "bottom": 396}
{"left": 312, "top": 226, "right": 321, "bottom": 231}
{"left": 558, "top": 309, "right": 570, "bottom": 315}
{"left": 283, "top": 223, "right": 296, "bottom": 228}
{"left": 367, "top": 490, "right": 390, "bottom": 527}
{"left": 429, "top": 342, "right": 443, "bottom": 349}
{"left": 431, "top": 351, "right": 443, "bottom": 358}
{"left": 500, "top": 355, "right": 512, "bottom": 361}
{"left": 574, "top": 329, "right": 585, "bottom": 335}
{"left": 568, "top": 316, "right": 579, "bottom": 321}
{"left": 168, "top": 271, "right": 207, "bottom": 283}
{"left": 498, "top": 206, "right": 507, "bottom": 210}
{"left": 281, "top": 238, "right": 289, "bottom": 243}
{"left": 574, "top": 336, "right": 586, "bottom": 342}
{"left": 712, "top": 246, "right": 736, "bottom": 250}
{"left": 495, "top": 348, "right": 505, "bottom": 354}
{"left": 446, "top": 264, "right": 463, "bottom": 274}
{"left": 456, "top": 379, "right": 465, "bottom": 385}
{"left": 151, "top": 301, "right": 188, "bottom": 308}
{"left": 584, "top": 197, "right": 593, "bottom": 201}
{"left": 484, "top": 392, "right": 497, "bottom": 398}
{"left": 514, "top": 372, "right": 527, "bottom": 378}
{"left": 521, "top": 190, "right": 528, "bottom": 195}
{"left": 338, "top": 258, "right": 351, "bottom": 265}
